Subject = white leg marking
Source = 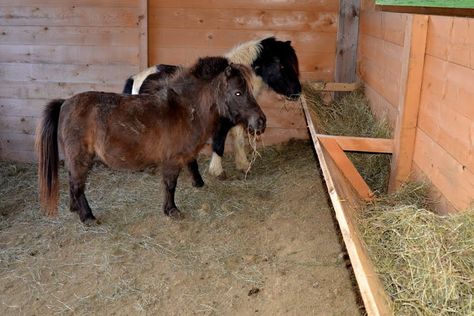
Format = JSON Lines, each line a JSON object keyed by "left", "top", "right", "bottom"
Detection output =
{"left": 208, "top": 152, "right": 224, "bottom": 177}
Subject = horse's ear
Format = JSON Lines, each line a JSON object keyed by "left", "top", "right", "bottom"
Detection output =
{"left": 225, "top": 65, "right": 233, "bottom": 78}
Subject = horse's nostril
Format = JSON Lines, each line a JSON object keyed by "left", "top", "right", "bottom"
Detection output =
{"left": 258, "top": 117, "right": 265, "bottom": 129}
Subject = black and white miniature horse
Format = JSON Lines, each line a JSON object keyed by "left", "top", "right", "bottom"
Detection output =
{"left": 123, "top": 37, "right": 301, "bottom": 179}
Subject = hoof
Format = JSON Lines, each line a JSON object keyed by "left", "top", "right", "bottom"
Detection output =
{"left": 235, "top": 160, "right": 250, "bottom": 172}
{"left": 192, "top": 177, "right": 205, "bottom": 188}
{"left": 167, "top": 208, "right": 184, "bottom": 220}
{"left": 80, "top": 214, "right": 98, "bottom": 225}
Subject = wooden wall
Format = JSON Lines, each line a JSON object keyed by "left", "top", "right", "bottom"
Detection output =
{"left": 413, "top": 15, "right": 474, "bottom": 213}
{"left": 148, "top": 0, "right": 340, "bottom": 147}
{"left": 358, "top": 1, "right": 474, "bottom": 212}
{"left": 0, "top": 0, "right": 145, "bottom": 162}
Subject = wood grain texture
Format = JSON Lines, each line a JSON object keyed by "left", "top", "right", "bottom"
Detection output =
{"left": 0, "top": 1, "right": 143, "bottom": 161}
{"left": 413, "top": 129, "right": 474, "bottom": 211}
{"left": 301, "top": 94, "right": 392, "bottom": 316}
{"left": 319, "top": 137, "right": 374, "bottom": 200}
{"left": 335, "top": 0, "right": 360, "bottom": 86}
{"left": 317, "top": 134, "right": 394, "bottom": 153}
{"left": 388, "top": 14, "right": 429, "bottom": 192}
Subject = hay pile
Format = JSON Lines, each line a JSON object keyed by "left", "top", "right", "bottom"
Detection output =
{"left": 360, "top": 183, "right": 474, "bottom": 315}
{"left": 303, "top": 83, "right": 474, "bottom": 314}
{"left": 303, "top": 84, "right": 392, "bottom": 193}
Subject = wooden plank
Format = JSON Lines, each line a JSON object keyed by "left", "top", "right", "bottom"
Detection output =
{"left": 0, "top": 45, "right": 139, "bottom": 66}
{"left": 0, "top": 115, "right": 38, "bottom": 135}
{"left": 363, "top": 83, "right": 398, "bottom": 129}
{"left": 318, "top": 137, "right": 374, "bottom": 200}
{"left": 0, "top": 149, "right": 36, "bottom": 162}
{"left": 301, "top": 94, "right": 392, "bottom": 316}
{"left": 0, "top": 81, "right": 123, "bottom": 99}
{"left": 311, "top": 82, "right": 360, "bottom": 92}
{"left": 149, "top": 8, "right": 338, "bottom": 33}
{"left": 148, "top": 28, "right": 337, "bottom": 52}
{"left": 413, "top": 129, "right": 474, "bottom": 211}
{"left": 316, "top": 134, "right": 394, "bottom": 153}
{"left": 0, "top": 98, "right": 45, "bottom": 117}
{"left": 0, "top": 6, "right": 138, "bottom": 27}
{"left": 0, "top": 63, "right": 137, "bottom": 84}
{"left": 388, "top": 15, "right": 429, "bottom": 192}
{"left": 0, "top": 0, "right": 139, "bottom": 7}
{"left": 335, "top": 0, "right": 360, "bottom": 88}
{"left": 0, "top": 132, "right": 35, "bottom": 152}
{"left": 0, "top": 26, "right": 139, "bottom": 46}
{"left": 149, "top": 0, "right": 339, "bottom": 11}
{"left": 138, "top": 0, "right": 148, "bottom": 70}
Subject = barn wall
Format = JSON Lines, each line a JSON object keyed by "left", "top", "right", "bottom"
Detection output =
{"left": 358, "top": 1, "right": 474, "bottom": 212}
{"left": 413, "top": 15, "right": 474, "bottom": 213}
{"left": 0, "top": 0, "right": 144, "bottom": 162}
{"left": 148, "top": 0, "right": 341, "bottom": 146}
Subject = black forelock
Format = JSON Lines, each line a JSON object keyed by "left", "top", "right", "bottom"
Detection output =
{"left": 253, "top": 37, "right": 299, "bottom": 74}
{"left": 191, "top": 56, "right": 230, "bottom": 80}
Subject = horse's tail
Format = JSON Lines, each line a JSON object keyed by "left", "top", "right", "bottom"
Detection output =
{"left": 122, "top": 77, "right": 134, "bottom": 94}
{"left": 35, "top": 99, "right": 64, "bottom": 216}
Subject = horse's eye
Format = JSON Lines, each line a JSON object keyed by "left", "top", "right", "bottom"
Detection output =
{"left": 280, "top": 65, "right": 285, "bottom": 70}
{"left": 235, "top": 91, "right": 242, "bottom": 96}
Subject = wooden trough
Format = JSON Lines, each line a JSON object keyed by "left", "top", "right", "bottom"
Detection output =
{"left": 301, "top": 90, "right": 392, "bottom": 315}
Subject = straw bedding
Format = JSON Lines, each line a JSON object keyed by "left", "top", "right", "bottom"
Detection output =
{"left": 304, "top": 84, "right": 474, "bottom": 315}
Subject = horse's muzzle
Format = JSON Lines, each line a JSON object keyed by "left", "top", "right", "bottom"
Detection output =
{"left": 248, "top": 114, "right": 266, "bottom": 135}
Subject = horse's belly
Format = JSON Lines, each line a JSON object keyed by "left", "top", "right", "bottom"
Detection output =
{"left": 95, "top": 141, "right": 159, "bottom": 171}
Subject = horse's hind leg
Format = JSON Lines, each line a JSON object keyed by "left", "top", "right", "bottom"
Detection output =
{"left": 162, "top": 163, "right": 183, "bottom": 219}
{"left": 67, "top": 155, "right": 96, "bottom": 223}
{"left": 187, "top": 160, "right": 204, "bottom": 187}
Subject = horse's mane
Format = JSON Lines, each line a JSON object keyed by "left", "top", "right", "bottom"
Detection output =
{"left": 225, "top": 38, "right": 264, "bottom": 65}
{"left": 190, "top": 56, "right": 230, "bottom": 80}
{"left": 139, "top": 66, "right": 183, "bottom": 95}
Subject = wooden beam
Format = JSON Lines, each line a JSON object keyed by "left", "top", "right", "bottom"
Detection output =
{"left": 335, "top": 0, "right": 360, "bottom": 98}
{"left": 388, "top": 15, "right": 429, "bottom": 192}
{"left": 312, "top": 82, "right": 361, "bottom": 92}
{"left": 138, "top": 0, "right": 148, "bottom": 70}
{"left": 316, "top": 134, "right": 394, "bottom": 153}
{"left": 318, "top": 137, "right": 374, "bottom": 201}
{"left": 301, "top": 94, "right": 392, "bottom": 316}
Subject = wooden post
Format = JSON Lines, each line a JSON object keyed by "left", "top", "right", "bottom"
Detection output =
{"left": 388, "top": 15, "right": 429, "bottom": 192}
{"left": 335, "top": 0, "right": 360, "bottom": 98}
{"left": 138, "top": 0, "right": 148, "bottom": 70}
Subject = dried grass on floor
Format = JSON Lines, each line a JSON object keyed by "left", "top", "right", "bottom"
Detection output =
{"left": 0, "top": 141, "right": 362, "bottom": 314}
{"left": 303, "top": 84, "right": 392, "bottom": 194}
{"left": 359, "top": 182, "right": 474, "bottom": 315}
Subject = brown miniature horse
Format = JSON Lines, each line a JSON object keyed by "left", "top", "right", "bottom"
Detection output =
{"left": 36, "top": 57, "right": 266, "bottom": 223}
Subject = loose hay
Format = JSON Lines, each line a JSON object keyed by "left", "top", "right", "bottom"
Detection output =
{"left": 0, "top": 141, "right": 361, "bottom": 314}
{"left": 303, "top": 84, "right": 392, "bottom": 193}
{"left": 303, "top": 83, "right": 473, "bottom": 315}
{"left": 359, "top": 183, "right": 474, "bottom": 315}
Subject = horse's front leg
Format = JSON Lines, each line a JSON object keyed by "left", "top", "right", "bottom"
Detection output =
{"left": 162, "top": 163, "right": 184, "bottom": 219}
{"left": 187, "top": 159, "right": 204, "bottom": 187}
{"left": 229, "top": 125, "right": 249, "bottom": 172}
{"left": 209, "top": 118, "right": 233, "bottom": 179}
